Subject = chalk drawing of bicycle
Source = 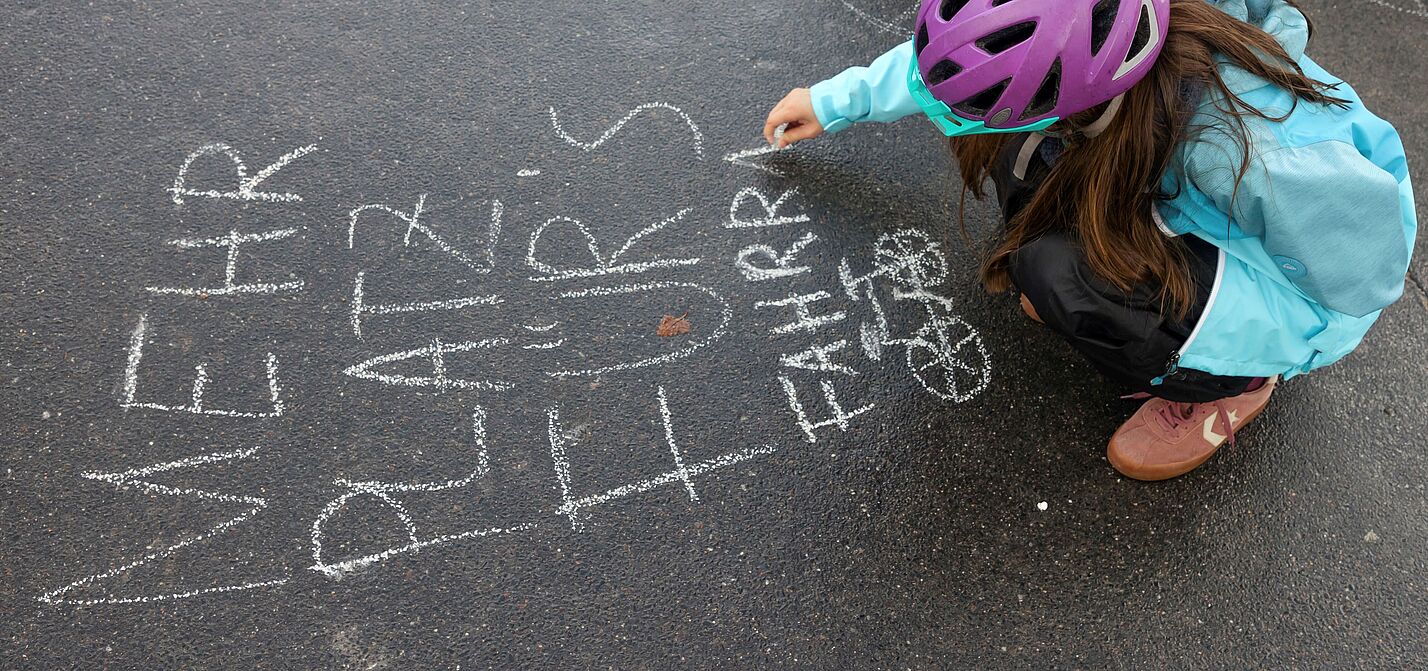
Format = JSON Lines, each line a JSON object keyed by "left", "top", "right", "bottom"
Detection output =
{"left": 841, "top": 228, "right": 991, "bottom": 403}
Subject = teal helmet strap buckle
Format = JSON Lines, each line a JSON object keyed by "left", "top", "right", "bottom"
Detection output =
{"left": 906, "top": 56, "right": 1058, "bottom": 138}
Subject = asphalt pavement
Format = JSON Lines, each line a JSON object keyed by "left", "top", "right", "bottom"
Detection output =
{"left": 3, "top": 1, "right": 1426, "bottom": 668}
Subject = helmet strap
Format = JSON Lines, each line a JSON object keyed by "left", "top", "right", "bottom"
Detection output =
{"left": 1079, "top": 94, "right": 1125, "bottom": 139}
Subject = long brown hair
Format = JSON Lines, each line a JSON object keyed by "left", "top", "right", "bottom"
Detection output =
{"left": 952, "top": 0, "right": 1346, "bottom": 318}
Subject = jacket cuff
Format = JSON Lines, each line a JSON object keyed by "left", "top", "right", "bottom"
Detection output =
{"left": 809, "top": 80, "right": 853, "bottom": 134}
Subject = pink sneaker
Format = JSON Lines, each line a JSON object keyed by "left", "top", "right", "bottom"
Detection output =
{"left": 1107, "top": 378, "right": 1277, "bottom": 481}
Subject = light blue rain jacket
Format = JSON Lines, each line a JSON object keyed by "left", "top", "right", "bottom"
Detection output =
{"left": 809, "top": 0, "right": 1416, "bottom": 380}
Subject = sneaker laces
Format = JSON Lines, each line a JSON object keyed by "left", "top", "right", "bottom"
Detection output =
{"left": 1121, "top": 394, "right": 1237, "bottom": 446}
{"left": 1214, "top": 401, "right": 1236, "bottom": 447}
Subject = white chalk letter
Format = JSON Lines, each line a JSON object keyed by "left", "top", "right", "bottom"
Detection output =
{"left": 779, "top": 376, "right": 874, "bottom": 444}
{"left": 735, "top": 232, "right": 818, "bottom": 282}
{"left": 726, "top": 186, "right": 810, "bottom": 229}
{"left": 755, "top": 290, "right": 847, "bottom": 336}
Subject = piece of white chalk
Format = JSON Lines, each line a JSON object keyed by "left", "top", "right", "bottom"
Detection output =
{"left": 1036, "top": 501, "right": 1049, "bottom": 511}
{"left": 773, "top": 123, "right": 788, "bottom": 148}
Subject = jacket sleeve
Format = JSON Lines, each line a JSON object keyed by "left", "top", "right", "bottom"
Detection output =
{"left": 809, "top": 40, "right": 922, "bottom": 134}
{"left": 1188, "top": 137, "right": 1410, "bottom": 318}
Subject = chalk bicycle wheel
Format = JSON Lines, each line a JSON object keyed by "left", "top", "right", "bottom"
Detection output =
{"left": 902, "top": 312, "right": 990, "bottom": 403}
{"left": 873, "top": 229, "right": 949, "bottom": 290}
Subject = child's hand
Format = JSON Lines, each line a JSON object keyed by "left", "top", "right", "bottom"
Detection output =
{"left": 763, "top": 88, "right": 824, "bottom": 148}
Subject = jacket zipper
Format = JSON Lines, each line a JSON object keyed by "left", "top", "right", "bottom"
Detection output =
{"left": 1151, "top": 246, "right": 1226, "bottom": 386}
{"left": 1151, "top": 351, "right": 1181, "bottom": 386}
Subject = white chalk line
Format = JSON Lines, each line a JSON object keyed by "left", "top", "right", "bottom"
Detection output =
{"left": 348, "top": 195, "right": 502, "bottom": 274}
{"left": 726, "top": 186, "right": 811, "bottom": 229}
{"left": 528, "top": 217, "right": 600, "bottom": 275}
{"left": 897, "top": 329, "right": 980, "bottom": 375}
{"left": 145, "top": 228, "right": 305, "bottom": 297}
{"left": 189, "top": 364, "right": 209, "bottom": 413}
{"left": 121, "top": 315, "right": 285, "bottom": 418}
{"left": 517, "top": 168, "right": 542, "bottom": 177}
{"left": 265, "top": 351, "right": 285, "bottom": 417}
{"left": 313, "top": 523, "right": 539, "bottom": 577}
{"left": 309, "top": 488, "right": 417, "bottom": 578}
{"left": 245, "top": 145, "right": 317, "bottom": 192}
{"left": 843, "top": 274, "right": 891, "bottom": 362}
{"left": 656, "top": 385, "right": 698, "bottom": 502}
{"left": 38, "top": 447, "right": 289, "bottom": 606}
{"left": 336, "top": 409, "right": 493, "bottom": 493}
{"left": 1366, "top": 0, "right": 1428, "bottom": 19}
{"left": 85, "top": 446, "right": 261, "bottom": 483}
{"left": 343, "top": 337, "right": 515, "bottom": 391}
{"left": 523, "top": 322, "right": 560, "bottom": 332}
{"left": 610, "top": 208, "right": 693, "bottom": 265}
{"left": 839, "top": 254, "right": 896, "bottom": 362}
{"left": 723, "top": 141, "right": 790, "bottom": 177}
{"left": 310, "top": 408, "right": 539, "bottom": 577}
{"left": 894, "top": 287, "right": 955, "bottom": 311}
{"left": 527, "top": 209, "right": 700, "bottom": 281}
{"left": 837, "top": 0, "right": 920, "bottom": 35}
{"left": 549, "top": 385, "right": 779, "bottom": 527}
{"left": 146, "top": 282, "right": 305, "bottom": 297}
{"left": 483, "top": 200, "right": 505, "bottom": 272}
{"left": 557, "top": 444, "right": 779, "bottom": 518}
{"left": 120, "top": 402, "right": 284, "bottom": 419}
{"left": 122, "top": 313, "right": 147, "bottom": 403}
{"left": 168, "top": 143, "right": 318, "bottom": 205}
{"left": 350, "top": 270, "right": 504, "bottom": 339}
{"left": 314, "top": 393, "right": 783, "bottom": 574}
{"left": 547, "top": 406, "right": 584, "bottom": 531}
{"left": 755, "top": 290, "right": 848, "bottom": 335}
{"left": 779, "top": 376, "right": 875, "bottom": 444}
{"left": 170, "top": 227, "right": 300, "bottom": 249}
{"left": 429, "top": 341, "right": 449, "bottom": 389}
{"left": 545, "top": 282, "right": 733, "bottom": 378}
{"left": 357, "top": 295, "right": 509, "bottom": 322}
{"left": 370, "top": 490, "right": 421, "bottom": 545}
{"left": 528, "top": 259, "right": 702, "bottom": 282}
{"left": 48, "top": 577, "right": 294, "bottom": 606}
{"left": 735, "top": 232, "right": 818, "bottom": 282}
{"left": 522, "top": 339, "right": 564, "bottom": 350}
{"left": 780, "top": 340, "right": 858, "bottom": 376}
{"left": 548, "top": 102, "right": 704, "bottom": 159}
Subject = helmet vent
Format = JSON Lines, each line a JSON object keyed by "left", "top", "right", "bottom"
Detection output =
{"left": 1127, "top": 3, "right": 1153, "bottom": 64}
{"left": 1115, "top": 0, "right": 1161, "bottom": 79}
{"left": 915, "top": 23, "right": 930, "bottom": 55}
{"left": 939, "top": 0, "right": 972, "bottom": 22}
{"left": 1089, "top": 0, "right": 1118, "bottom": 57}
{"left": 952, "top": 79, "right": 1010, "bottom": 118}
{"left": 976, "top": 21, "right": 1037, "bottom": 55}
{"left": 1020, "top": 58, "right": 1061, "bottom": 121}
{"left": 925, "top": 59, "right": 964, "bottom": 87}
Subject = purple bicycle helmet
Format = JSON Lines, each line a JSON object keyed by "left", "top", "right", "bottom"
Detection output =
{"left": 910, "top": 0, "right": 1170, "bottom": 135}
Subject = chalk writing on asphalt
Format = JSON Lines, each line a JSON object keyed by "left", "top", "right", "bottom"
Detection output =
{"left": 39, "top": 101, "right": 990, "bottom": 607}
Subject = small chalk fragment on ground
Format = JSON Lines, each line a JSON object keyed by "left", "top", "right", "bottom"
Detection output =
{"left": 517, "top": 168, "right": 541, "bottom": 177}
{"left": 657, "top": 313, "right": 691, "bottom": 337}
{"left": 1036, "top": 501, "right": 1049, "bottom": 511}
{"left": 1364, "top": 530, "right": 1380, "bottom": 543}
